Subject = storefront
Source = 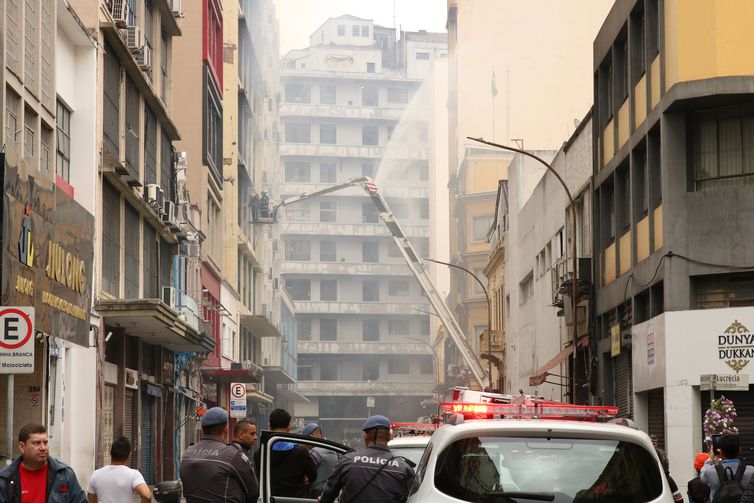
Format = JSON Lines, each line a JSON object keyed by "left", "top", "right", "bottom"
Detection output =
{"left": 632, "top": 307, "right": 754, "bottom": 482}
{"left": 0, "top": 153, "right": 95, "bottom": 474}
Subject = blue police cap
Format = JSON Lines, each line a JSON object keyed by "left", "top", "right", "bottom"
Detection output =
{"left": 362, "top": 415, "right": 390, "bottom": 431}
{"left": 302, "top": 423, "right": 320, "bottom": 436}
{"left": 201, "top": 407, "right": 228, "bottom": 427}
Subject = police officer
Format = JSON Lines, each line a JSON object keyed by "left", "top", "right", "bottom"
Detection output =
{"left": 179, "top": 407, "right": 258, "bottom": 503}
{"left": 320, "top": 415, "right": 414, "bottom": 503}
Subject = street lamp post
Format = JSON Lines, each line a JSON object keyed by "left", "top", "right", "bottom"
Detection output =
{"left": 468, "top": 137, "right": 580, "bottom": 403}
{"left": 424, "top": 257, "right": 494, "bottom": 390}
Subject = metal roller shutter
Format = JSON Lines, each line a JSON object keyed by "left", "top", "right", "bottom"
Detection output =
{"left": 125, "top": 389, "right": 135, "bottom": 468}
{"left": 140, "top": 392, "right": 154, "bottom": 484}
{"left": 702, "top": 388, "right": 754, "bottom": 465}
{"left": 647, "top": 388, "right": 665, "bottom": 450}
{"left": 614, "top": 351, "right": 633, "bottom": 418}
{"left": 103, "top": 385, "right": 115, "bottom": 465}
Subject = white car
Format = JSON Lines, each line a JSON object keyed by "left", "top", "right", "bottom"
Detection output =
{"left": 388, "top": 435, "right": 431, "bottom": 467}
{"left": 406, "top": 419, "right": 674, "bottom": 503}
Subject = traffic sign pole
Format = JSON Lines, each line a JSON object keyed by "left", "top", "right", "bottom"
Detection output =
{"left": 6, "top": 374, "right": 13, "bottom": 465}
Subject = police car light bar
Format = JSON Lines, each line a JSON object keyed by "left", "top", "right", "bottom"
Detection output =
{"left": 440, "top": 402, "right": 618, "bottom": 421}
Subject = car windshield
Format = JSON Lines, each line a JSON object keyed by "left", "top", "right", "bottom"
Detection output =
{"left": 390, "top": 445, "right": 427, "bottom": 466}
{"left": 434, "top": 436, "right": 663, "bottom": 503}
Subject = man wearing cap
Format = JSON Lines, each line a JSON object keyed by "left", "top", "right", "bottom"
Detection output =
{"left": 179, "top": 407, "right": 258, "bottom": 503}
{"left": 302, "top": 423, "right": 339, "bottom": 494}
{"left": 320, "top": 415, "right": 414, "bottom": 503}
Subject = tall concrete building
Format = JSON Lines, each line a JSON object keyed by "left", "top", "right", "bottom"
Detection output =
{"left": 591, "top": 0, "right": 754, "bottom": 479}
{"left": 278, "top": 16, "right": 446, "bottom": 440}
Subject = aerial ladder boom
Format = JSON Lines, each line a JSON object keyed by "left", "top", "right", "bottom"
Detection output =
{"left": 270, "top": 177, "right": 490, "bottom": 388}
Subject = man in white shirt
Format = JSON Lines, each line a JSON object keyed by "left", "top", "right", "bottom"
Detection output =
{"left": 87, "top": 437, "right": 152, "bottom": 503}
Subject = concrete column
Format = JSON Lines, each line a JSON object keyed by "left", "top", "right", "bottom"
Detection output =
{"left": 665, "top": 384, "right": 700, "bottom": 483}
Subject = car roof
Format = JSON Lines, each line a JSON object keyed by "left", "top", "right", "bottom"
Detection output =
{"left": 388, "top": 436, "right": 432, "bottom": 448}
{"left": 429, "top": 419, "right": 654, "bottom": 448}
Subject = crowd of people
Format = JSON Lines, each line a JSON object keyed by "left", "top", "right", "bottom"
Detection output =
{"left": 5, "top": 415, "right": 754, "bottom": 503}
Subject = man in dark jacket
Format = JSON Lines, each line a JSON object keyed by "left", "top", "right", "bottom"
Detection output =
{"left": 231, "top": 420, "right": 257, "bottom": 476}
{"left": 180, "top": 407, "right": 258, "bottom": 503}
{"left": 320, "top": 415, "right": 414, "bottom": 503}
{"left": 0, "top": 423, "right": 86, "bottom": 503}
{"left": 253, "top": 408, "right": 316, "bottom": 498}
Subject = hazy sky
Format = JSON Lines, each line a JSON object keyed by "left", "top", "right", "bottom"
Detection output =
{"left": 274, "top": 0, "right": 447, "bottom": 55}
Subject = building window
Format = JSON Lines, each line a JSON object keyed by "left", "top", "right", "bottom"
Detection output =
{"left": 387, "top": 88, "right": 408, "bottom": 104}
{"left": 320, "top": 319, "right": 337, "bottom": 341}
{"left": 420, "top": 356, "right": 433, "bottom": 375}
{"left": 363, "top": 279, "right": 379, "bottom": 301}
{"left": 285, "top": 83, "right": 310, "bottom": 104}
{"left": 362, "top": 87, "right": 378, "bottom": 107}
{"left": 337, "top": 24, "right": 345, "bottom": 36}
{"left": 361, "top": 25, "right": 369, "bottom": 37}
{"left": 362, "top": 125, "right": 379, "bottom": 145}
{"left": 420, "top": 319, "right": 430, "bottom": 335}
{"left": 319, "top": 162, "right": 336, "bottom": 183}
{"left": 320, "top": 280, "right": 337, "bottom": 301}
{"left": 472, "top": 268, "right": 485, "bottom": 294}
{"left": 40, "top": 124, "right": 52, "bottom": 177}
{"left": 419, "top": 163, "right": 429, "bottom": 181}
{"left": 693, "top": 105, "right": 754, "bottom": 191}
{"left": 124, "top": 204, "right": 141, "bottom": 299}
{"left": 362, "top": 202, "right": 379, "bottom": 223}
{"left": 419, "top": 199, "right": 429, "bottom": 219}
{"left": 285, "top": 123, "right": 311, "bottom": 143}
{"left": 320, "top": 85, "right": 336, "bottom": 105}
{"left": 203, "top": 72, "right": 223, "bottom": 183}
{"left": 366, "top": 62, "right": 375, "bottom": 73}
{"left": 388, "top": 279, "right": 409, "bottom": 296}
{"left": 56, "top": 100, "right": 71, "bottom": 182}
{"left": 363, "top": 319, "right": 379, "bottom": 341}
{"left": 125, "top": 78, "right": 140, "bottom": 178}
{"left": 285, "top": 239, "right": 310, "bottom": 261}
{"left": 388, "top": 357, "right": 410, "bottom": 374}
{"left": 386, "top": 126, "right": 394, "bottom": 141}
{"left": 24, "top": 108, "right": 36, "bottom": 161}
{"left": 103, "top": 44, "right": 120, "bottom": 160}
{"left": 388, "top": 320, "right": 409, "bottom": 335}
{"left": 204, "top": 0, "right": 223, "bottom": 86}
{"left": 144, "top": 107, "right": 157, "bottom": 185}
{"left": 285, "top": 279, "right": 311, "bottom": 300}
{"left": 362, "top": 163, "right": 375, "bottom": 178}
{"left": 320, "top": 360, "right": 337, "bottom": 381}
{"left": 363, "top": 359, "right": 379, "bottom": 380}
{"left": 320, "top": 124, "right": 336, "bottom": 144}
{"left": 285, "top": 161, "right": 310, "bottom": 182}
{"left": 362, "top": 240, "right": 378, "bottom": 262}
{"left": 298, "top": 319, "right": 312, "bottom": 341}
{"left": 320, "top": 240, "right": 336, "bottom": 262}
{"left": 102, "top": 182, "right": 121, "bottom": 296}
{"left": 143, "top": 224, "right": 158, "bottom": 298}
{"left": 472, "top": 215, "right": 494, "bottom": 241}
{"left": 416, "top": 52, "right": 430, "bottom": 60}
{"left": 352, "top": 25, "right": 360, "bottom": 36}
{"left": 519, "top": 272, "right": 533, "bottom": 304}
{"left": 298, "top": 365, "right": 313, "bottom": 380}
{"left": 320, "top": 201, "right": 336, "bottom": 222}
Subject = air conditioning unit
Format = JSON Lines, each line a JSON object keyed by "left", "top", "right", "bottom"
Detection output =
{"left": 145, "top": 184, "right": 164, "bottom": 213}
{"left": 111, "top": 0, "right": 130, "bottom": 28}
{"left": 162, "top": 201, "right": 175, "bottom": 225}
{"left": 135, "top": 45, "right": 152, "bottom": 71}
{"left": 162, "top": 286, "right": 176, "bottom": 310}
{"left": 125, "top": 26, "right": 143, "bottom": 52}
{"left": 171, "top": 0, "right": 182, "bottom": 16}
{"left": 124, "top": 368, "right": 139, "bottom": 389}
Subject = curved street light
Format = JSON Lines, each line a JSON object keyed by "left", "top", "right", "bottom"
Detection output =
{"left": 423, "top": 257, "right": 493, "bottom": 390}
{"left": 467, "top": 136, "right": 579, "bottom": 403}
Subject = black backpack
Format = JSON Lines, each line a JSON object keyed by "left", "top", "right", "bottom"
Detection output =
{"left": 713, "top": 463, "right": 746, "bottom": 503}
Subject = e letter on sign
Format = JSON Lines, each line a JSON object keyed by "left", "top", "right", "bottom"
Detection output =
{"left": 0, "top": 307, "right": 35, "bottom": 374}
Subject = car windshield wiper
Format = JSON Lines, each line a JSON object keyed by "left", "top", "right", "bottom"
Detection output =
{"left": 486, "top": 491, "right": 556, "bottom": 502}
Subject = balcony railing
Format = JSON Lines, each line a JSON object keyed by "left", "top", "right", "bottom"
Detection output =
{"left": 280, "top": 103, "right": 428, "bottom": 122}
{"left": 279, "top": 143, "right": 427, "bottom": 161}
{"left": 291, "top": 301, "right": 428, "bottom": 315}
{"left": 279, "top": 221, "right": 429, "bottom": 238}
{"left": 281, "top": 182, "right": 428, "bottom": 199}
{"left": 298, "top": 341, "right": 432, "bottom": 355}
{"left": 279, "top": 261, "right": 411, "bottom": 276}
{"left": 296, "top": 380, "right": 435, "bottom": 396}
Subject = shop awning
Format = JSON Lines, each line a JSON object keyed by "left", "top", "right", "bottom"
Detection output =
{"left": 96, "top": 298, "right": 215, "bottom": 352}
{"left": 201, "top": 367, "right": 262, "bottom": 384}
{"left": 240, "top": 314, "right": 281, "bottom": 338}
{"left": 529, "top": 337, "right": 588, "bottom": 387}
